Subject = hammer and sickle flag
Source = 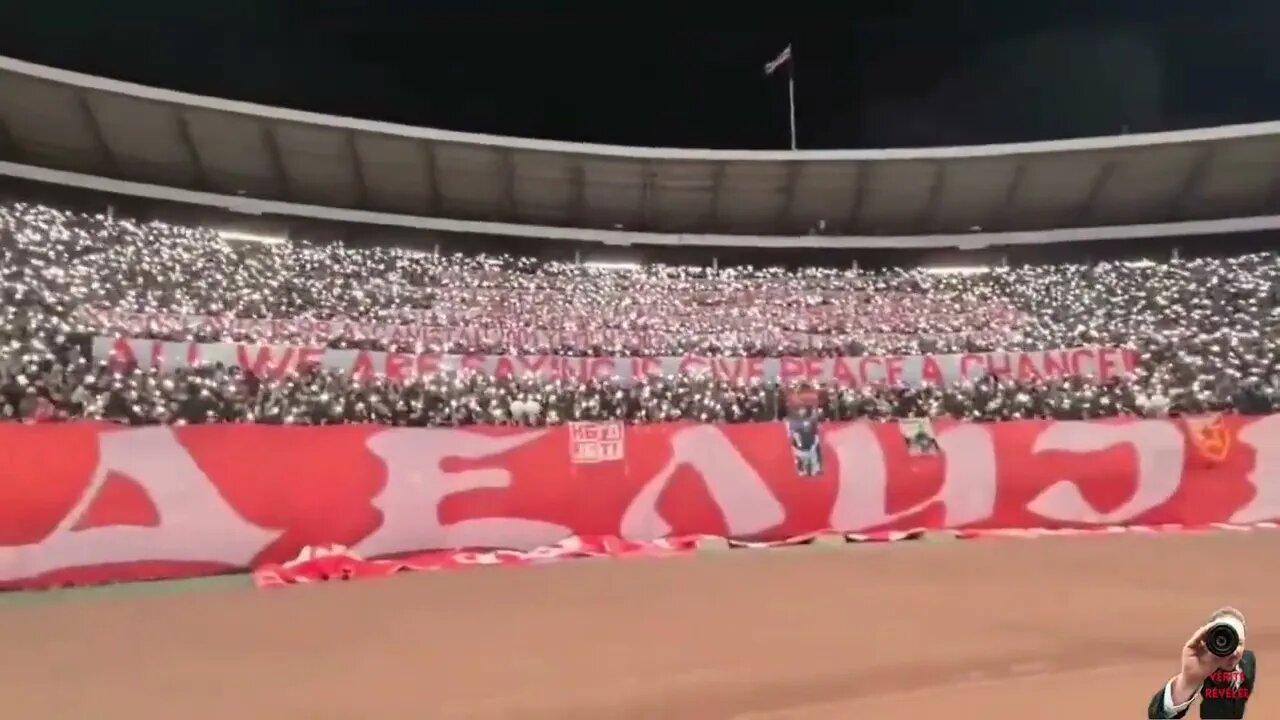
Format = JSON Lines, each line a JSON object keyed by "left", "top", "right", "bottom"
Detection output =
{"left": 1184, "top": 413, "right": 1232, "bottom": 464}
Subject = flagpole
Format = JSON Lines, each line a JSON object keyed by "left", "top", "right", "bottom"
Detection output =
{"left": 787, "top": 60, "right": 798, "bottom": 150}
{"left": 765, "top": 44, "right": 797, "bottom": 150}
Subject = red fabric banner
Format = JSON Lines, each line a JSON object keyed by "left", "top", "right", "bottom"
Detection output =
{"left": 1, "top": 414, "right": 1277, "bottom": 590}
{"left": 252, "top": 535, "right": 701, "bottom": 588}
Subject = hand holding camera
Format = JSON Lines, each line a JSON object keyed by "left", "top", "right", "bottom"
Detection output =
{"left": 1173, "top": 621, "right": 1244, "bottom": 702}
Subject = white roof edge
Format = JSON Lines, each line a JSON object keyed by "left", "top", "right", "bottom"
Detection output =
{"left": 4, "top": 54, "right": 1280, "bottom": 162}
{"left": 4, "top": 160, "right": 1277, "bottom": 249}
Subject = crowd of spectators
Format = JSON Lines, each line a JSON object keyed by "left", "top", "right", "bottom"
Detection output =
{"left": 2, "top": 201, "right": 1278, "bottom": 426}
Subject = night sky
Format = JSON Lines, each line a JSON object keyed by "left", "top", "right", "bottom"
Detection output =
{"left": 0, "top": 1, "right": 1277, "bottom": 150}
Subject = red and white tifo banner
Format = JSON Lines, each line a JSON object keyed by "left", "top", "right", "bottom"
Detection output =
{"left": 1, "top": 413, "right": 1279, "bottom": 591}
{"left": 252, "top": 536, "right": 701, "bottom": 588}
{"left": 94, "top": 337, "right": 1138, "bottom": 387}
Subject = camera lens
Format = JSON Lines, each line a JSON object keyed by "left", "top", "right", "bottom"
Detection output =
{"left": 1206, "top": 623, "right": 1240, "bottom": 658}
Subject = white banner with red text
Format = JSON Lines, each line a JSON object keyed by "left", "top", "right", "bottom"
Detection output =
{"left": 1, "top": 413, "right": 1277, "bottom": 589}
{"left": 92, "top": 337, "right": 1137, "bottom": 386}
{"left": 75, "top": 307, "right": 1008, "bottom": 350}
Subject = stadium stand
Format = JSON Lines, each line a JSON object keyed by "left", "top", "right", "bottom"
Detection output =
{"left": 2, "top": 201, "right": 1277, "bottom": 426}
{"left": 0, "top": 57, "right": 1278, "bottom": 428}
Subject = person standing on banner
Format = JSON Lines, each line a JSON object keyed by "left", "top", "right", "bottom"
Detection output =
{"left": 786, "top": 405, "right": 822, "bottom": 477}
{"left": 902, "top": 419, "right": 942, "bottom": 456}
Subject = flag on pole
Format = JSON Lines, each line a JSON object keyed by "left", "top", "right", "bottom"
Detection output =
{"left": 764, "top": 45, "right": 792, "bottom": 76}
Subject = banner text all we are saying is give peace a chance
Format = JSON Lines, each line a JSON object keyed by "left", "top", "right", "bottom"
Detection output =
{"left": 96, "top": 337, "right": 1138, "bottom": 387}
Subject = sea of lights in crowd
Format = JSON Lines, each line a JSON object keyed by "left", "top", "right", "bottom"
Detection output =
{"left": 1, "top": 202, "right": 1277, "bottom": 425}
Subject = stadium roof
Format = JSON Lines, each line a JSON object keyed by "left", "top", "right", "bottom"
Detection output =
{"left": 1, "top": 55, "right": 1280, "bottom": 239}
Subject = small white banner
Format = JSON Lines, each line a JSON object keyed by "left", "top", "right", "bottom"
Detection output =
{"left": 569, "top": 421, "right": 625, "bottom": 464}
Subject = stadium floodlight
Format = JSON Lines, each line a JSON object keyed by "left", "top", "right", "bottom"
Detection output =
{"left": 921, "top": 265, "right": 990, "bottom": 275}
{"left": 217, "top": 230, "right": 288, "bottom": 245}
{"left": 583, "top": 260, "right": 641, "bottom": 270}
